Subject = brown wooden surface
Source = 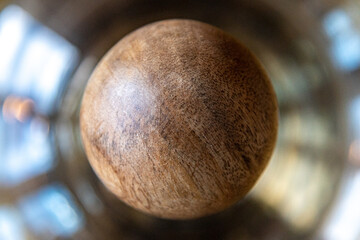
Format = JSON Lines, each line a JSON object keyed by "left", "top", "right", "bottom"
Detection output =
{"left": 80, "top": 19, "right": 278, "bottom": 219}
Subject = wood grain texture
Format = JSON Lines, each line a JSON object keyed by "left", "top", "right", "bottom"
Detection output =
{"left": 80, "top": 19, "right": 278, "bottom": 219}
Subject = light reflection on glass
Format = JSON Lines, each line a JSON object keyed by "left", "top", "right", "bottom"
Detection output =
{"left": 252, "top": 46, "right": 339, "bottom": 231}
{"left": 0, "top": 5, "right": 28, "bottom": 95}
{"left": 18, "top": 184, "right": 84, "bottom": 238}
{"left": 321, "top": 172, "right": 360, "bottom": 240}
{"left": 0, "top": 4, "right": 79, "bottom": 186}
{"left": 0, "top": 113, "right": 53, "bottom": 187}
{"left": 0, "top": 206, "right": 25, "bottom": 240}
{"left": 0, "top": 5, "right": 79, "bottom": 114}
{"left": 0, "top": 1, "right": 356, "bottom": 239}
{"left": 320, "top": 95, "right": 360, "bottom": 240}
{"left": 323, "top": 9, "right": 360, "bottom": 71}
{"left": 280, "top": 110, "right": 331, "bottom": 149}
{"left": 253, "top": 142, "right": 332, "bottom": 231}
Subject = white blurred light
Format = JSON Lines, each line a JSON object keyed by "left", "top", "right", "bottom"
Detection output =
{"left": 321, "top": 172, "right": 360, "bottom": 240}
{"left": 321, "top": 96, "right": 360, "bottom": 240}
{"left": 0, "top": 5, "right": 28, "bottom": 94}
{"left": 0, "top": 206, "right": 25, "bottom": 240}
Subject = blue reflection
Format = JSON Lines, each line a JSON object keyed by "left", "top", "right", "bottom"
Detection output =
{"left": 323, "top": 9, "right": 360, "bottom": 71}
{"left": 0, "top": 206, "right": 25, "bottom": 240}
{"left": 0, "top": 5, "right": 28, "bottom": 95}
{"left": 19, "top": 184, "right": 84, "bottom": 238}
{"left": 0, "top": 5, "right": 79, "bottom": 114}
{"left": 0, "top": 4, "right": 79, "bottom": 186}
{"left": 0, "top": 115, "right": 54, "bottom": 187}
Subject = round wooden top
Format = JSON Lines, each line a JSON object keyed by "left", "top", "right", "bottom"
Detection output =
{"left": 80, "top": 19, "right": 278, "bottom": 219}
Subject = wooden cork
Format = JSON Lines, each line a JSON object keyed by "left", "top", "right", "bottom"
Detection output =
{"left": 80, "top": 19, "right": 278, "bottom": 219}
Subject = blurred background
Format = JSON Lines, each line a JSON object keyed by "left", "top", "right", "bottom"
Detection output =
{"left": 0, "top": 0, "right": 359, "bottom": 239}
